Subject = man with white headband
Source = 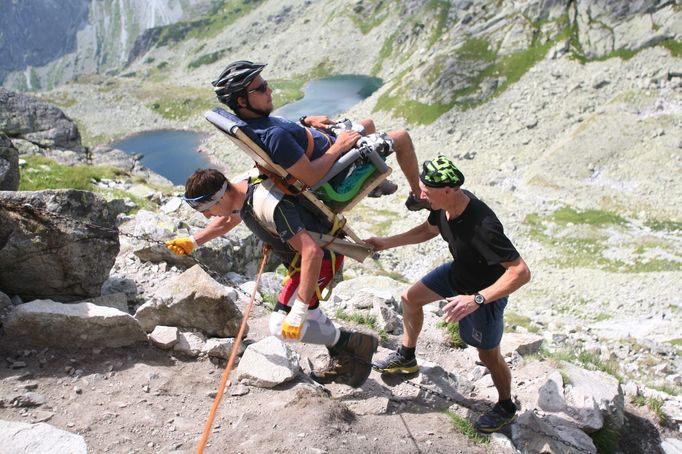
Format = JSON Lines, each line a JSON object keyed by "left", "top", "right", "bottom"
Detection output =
{"left": 167, "top": 168, "right": 378, "bottom": 388}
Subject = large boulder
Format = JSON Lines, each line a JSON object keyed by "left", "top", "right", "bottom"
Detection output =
{"left": 0, "top": 420, "right": 87, "bottom": 453}
{"left": 0, "top": 189, "right": 119, "bottom": 301}
{"left": 0, "top": 133, "right": 19, "bottom": 190}
{"left": 0, "top": 88, "right": 83, "bottom": 152}
{"left": 1, "top": 300, "right": 148, "bottom": 349}
{"left": 135, "top": 265, "right": 245, "bottom": 337}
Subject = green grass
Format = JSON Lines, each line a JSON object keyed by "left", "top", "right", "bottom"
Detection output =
{"left": 154, "top": 0, "right": 264, "bottom": 47}
{"left": 17, "top": 155, "right": 169, "bottom": 213}
{"left": 645, "top": 396, "right": 667, "bottom": 425}
{"left": 436, "top": 320, "right": 467, "bottom": 349}
{"left": 505, "top": 312, "right": 540, "bottom": 334}
{"left": 662, "top": 38, "right": 682, "bottom": 57}
{"left": 335, "top": 308, "right": 388, "bottom": 343}
{"left": 136, "top": 85, "right": 214, "bottom": 121}
{"left": 346, "top": 0, "right": 390, "bottom": 34}
{"left": 524, "top": 207, "right": 681, "bottom": 272}
{"left": 374, "top": 27, "right": 555, "bottom": 124}
{"left": 589, "top": 418, "right": 621, "bottom": 454}
{"left": 645, "top": 219, "right": 682, "bottom": 232}
{"left": 552, "top": 207, "right": 627, "bottom": 227}
{"left": 18, "top": 155, "right": 122, "bottom": 191}
{"left": 649, "top": 383, "right": 681, "bottom": 397}
{"left": 446, "top": 412, "right": 490, "bottom": 444}
{"left": 188, "top": 49, "right": 226, "bottom": 69}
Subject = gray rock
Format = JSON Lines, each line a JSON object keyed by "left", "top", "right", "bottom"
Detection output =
{"left": 236, "top": 336, "right": 299, "bottom": 388}
{"left": 2, "top": 300, "right": 148, "bottom": 349}
{"left": 89, "top": 145, "right": 139, "bottom": 171}
{"left": 101, "top": 276, "right": 138, "bottom": 303}
{"left": 0, "top": 420, "right": 87, "bottom": 453}
{"left": 80, "top": 292, "right": 129, "bottom": 313}
{"left": 661, "top": 437, "right": 682, "bottom": 454}
{"left": 202, "top": 337, "right": 245, "bottom": 359}
{"left": 0, "top": 134, "right": 19, "bottom": 191}
{"left": 9, "top": 392, "right": 47, "bottom": 408}
{"left": 0, "top": 291, "right": 11, "bottom": 312}
{"left": 512, "top": 410, "right": 597, "bottom": 454}
{"left": 562, "top": 362, "right": 624, "bottom": 432}
{"left": 0, "top": 189, "right": 119, "bottom": 301}
{"left": 173, "top": 331, "right": 206, "bottom": 357}
{"left": 0, "top": 88, "right": 83, "bottom": 153}
{"left": 501, "top": 332, "right": 544, "bottom": 356}
{"left": 538, "top": 371, "right": 567, "bottom": 412}
{"left": 135, "top": 265, "right": 244, "bottom": 337}
{"left": 148, "top": 326, "right": 179, "bottom": 349}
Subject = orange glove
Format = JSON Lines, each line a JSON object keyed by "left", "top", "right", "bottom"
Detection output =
{"left": 165, "top": 236, "right": 197, "bottom": 256}
{"left": 281, "top": 299, "right": 308, "bottom": 340}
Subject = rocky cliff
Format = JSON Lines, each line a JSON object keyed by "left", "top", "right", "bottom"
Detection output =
{"left": 0, "top": 0, "right": 212, "bottom": 91}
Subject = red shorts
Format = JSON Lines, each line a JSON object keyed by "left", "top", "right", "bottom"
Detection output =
{"left": 278, "top": 256, "right": 344, "bottom": 306}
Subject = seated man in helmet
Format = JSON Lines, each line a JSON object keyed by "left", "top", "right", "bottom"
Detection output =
{"left": 167, "top": 168, "right": 379, "bottom": 387}
{"left": 211, "top": 60, "right": 429, "bottom": 211}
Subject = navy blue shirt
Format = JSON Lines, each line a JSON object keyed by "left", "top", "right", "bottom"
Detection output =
{"left": 427, "top": 190, "right": 519, "bottom": 295}
{"left": 243, "top": 116, "right": 333, "bottom": 168}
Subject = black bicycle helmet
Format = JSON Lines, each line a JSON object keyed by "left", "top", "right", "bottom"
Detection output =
{"left": 211, "top": 60, "right": 266, "bottom": 109}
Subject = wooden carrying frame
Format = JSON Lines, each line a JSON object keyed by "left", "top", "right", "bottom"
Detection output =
{"left": 205, "top": 108, "right": 390, "bottom": 262}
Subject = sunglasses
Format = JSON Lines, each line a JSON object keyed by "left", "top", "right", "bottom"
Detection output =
{"left": 246, "top": 80, "right": 268, "bottom": 94}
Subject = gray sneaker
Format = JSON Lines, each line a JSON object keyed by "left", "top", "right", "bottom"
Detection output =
{"left": 405, "top": 193, "right": 431, "bottom": 211}
{"left": 372, "top": 350, "right": 419, "bottom": 374}
{"left": 368, "top": 179, "right": 398, "bottom": 198}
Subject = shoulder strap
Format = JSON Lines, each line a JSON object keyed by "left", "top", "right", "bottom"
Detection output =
{"left": 303, "top": 127, "right": 315, "bottom": 158}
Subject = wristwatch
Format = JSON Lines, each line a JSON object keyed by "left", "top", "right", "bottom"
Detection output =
{"left": 299, "top": 115, "right": 308, "bottom": 126}
{"left": 474, "top": 293, "right": 486, "bottom": 305}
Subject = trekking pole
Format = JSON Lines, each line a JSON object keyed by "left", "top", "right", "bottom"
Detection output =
{"left": 196, "top": 246, "right": 270, "bottom": 454}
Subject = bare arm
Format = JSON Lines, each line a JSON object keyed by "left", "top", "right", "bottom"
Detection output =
{"left": 365, "top": 221, "right": 440, "bottom": 251}
{"left": 194, "top": 214, "right": 242, "bottom": 246}
{"left": 286, "top": 130, "right": 361, "bottom": 187}
{"left": 477, "top": 257, "right": 531, "bottom": 303}
{"left": 443, "top": 257, "right": 531, "bottom": 323}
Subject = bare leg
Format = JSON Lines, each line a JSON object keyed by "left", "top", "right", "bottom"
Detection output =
{"left": 386, "top": 128, "right": 421, "bottom": 196}
{"left": 478, "top": 347, "right": 512, "bottom": 401}
{"left": 358, "top": 118, "right": 376, "bottom": 134}
{"left": 401, "top": 281, "right": 443, "bottom": 348}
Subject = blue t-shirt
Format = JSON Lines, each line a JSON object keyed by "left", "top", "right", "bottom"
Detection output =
{"left": 243, "top": 116, "right": 333, "bottom": 169}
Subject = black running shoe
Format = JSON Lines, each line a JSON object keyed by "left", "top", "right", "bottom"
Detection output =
{"left": 372, "top": 350, "right": 419, "bottom": 374}
{"left": 475, "top": 403, "right": 516, "bottom": 433}
{"left": 405, "top": 193, "right": 431, "bottom": 211}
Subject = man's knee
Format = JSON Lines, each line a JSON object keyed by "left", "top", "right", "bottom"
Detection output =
{"left": 359, "top": 118, "right": 376, "bottom": 134}
{"left": 268, "top": 311, "right": 286, "bottom": 338}
{"left": 477, "top": 346, "right": 502, "bottom": 365}
{"left": 387, "top": 128, "right": 412, "bottom": 151}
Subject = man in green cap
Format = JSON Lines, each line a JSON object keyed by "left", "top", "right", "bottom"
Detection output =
{"left": 365, "top": 155, "right": 531, "bottom": 433}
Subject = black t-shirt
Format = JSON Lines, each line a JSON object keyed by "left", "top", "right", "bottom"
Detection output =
{"left": 239, "top": 183, "right": 336, "bottom": 266}
{"left": 427, "top": 190, "right": 519, "bottom": 295}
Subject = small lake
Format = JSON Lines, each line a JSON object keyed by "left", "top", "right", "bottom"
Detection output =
{"left": 112, "top": 75, "right": 382, "bottom": 184}
{"left": 274, "top": 74, "right": 382, "bottom": 120}
{"left": 110, "top": 130, "right": 209, "bottom": 186}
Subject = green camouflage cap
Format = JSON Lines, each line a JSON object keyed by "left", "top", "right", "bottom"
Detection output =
{"left": 420, "top": 155, "right": 465, "bottom": 188}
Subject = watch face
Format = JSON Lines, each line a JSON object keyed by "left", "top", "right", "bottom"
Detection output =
{"left": 474, "top": 294, "right": 485, "bottom": 305}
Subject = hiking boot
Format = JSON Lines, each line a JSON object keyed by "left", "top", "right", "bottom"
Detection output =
{"left": 368, "top": 179, "right": 398, "bottom": 198}
{"left": 474, "top": 403, "right": 516, "bottom": 433}
{"left": 342, "top": 331, "right": 378, "bottom": 388}
{"left": 372, "top": 350, "right": 419, "bottom": 374}
{"left": 310, "top": 350, "right": 354, "bottom": 385}
{"left": 405, "top": 193, "right": 431, "bottom": 211}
